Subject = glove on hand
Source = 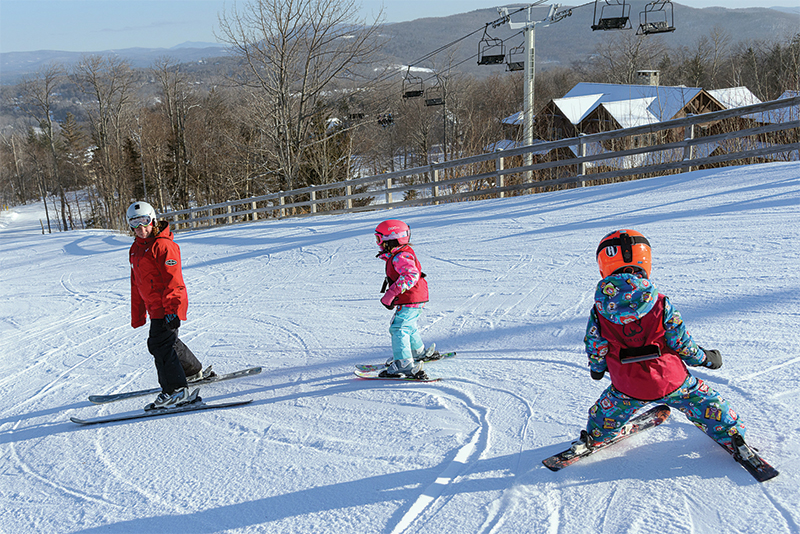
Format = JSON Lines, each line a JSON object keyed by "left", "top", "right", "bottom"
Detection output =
{"left": 700, "top": 347, "right": 722, "bottom": 369}
{"left": 380, "top": 286, "right": 400, "bottom": 310}
{"left": 590, "top": 369, "right": 606, "bottom": 381}
{"left": 165, "top": 313, "right": 181, "bottom": 330}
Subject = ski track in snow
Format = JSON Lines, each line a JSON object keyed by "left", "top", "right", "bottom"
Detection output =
{"left": 1, "top": 162, "right": 799, "bottom": 533}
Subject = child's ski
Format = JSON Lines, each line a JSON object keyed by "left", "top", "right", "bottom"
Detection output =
{"left": 542, "top": 404, "right": 671, "bottom": 471}
{"left": 353, "top": 368, "right": 440, "bottom": 382}
{"left": 726, "top": 435, "right": 779, "bottom": 482}
{"left": 355, "top": 351, "right": 456, "bottom": 372}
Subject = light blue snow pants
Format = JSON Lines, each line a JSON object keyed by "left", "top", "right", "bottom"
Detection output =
{"left": 389, "top": 306, "right": 424, "bottom": 361}
{"left": 587, "top": 375, "right": 747, "bottom": 453}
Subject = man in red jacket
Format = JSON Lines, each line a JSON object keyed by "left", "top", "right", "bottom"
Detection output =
{"left": 128, "top": 201, "right": 207, "bottom": 410}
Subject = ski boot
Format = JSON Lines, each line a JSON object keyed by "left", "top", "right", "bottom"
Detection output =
{"left": 380, "top": 358, "right": 425, "bottom": 379}
{"left": 145, "top": 387, "right": 201, "bottom": 411}
{"left": 187, "top": 365, "right": 216, "bottom": 383}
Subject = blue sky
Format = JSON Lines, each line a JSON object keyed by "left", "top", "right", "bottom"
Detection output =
{"left": 0, "top": 0, "right": 785, "bottom": 54}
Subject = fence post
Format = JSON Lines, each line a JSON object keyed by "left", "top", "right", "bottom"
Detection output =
{"left": 345, "top": 181, "right": 353, "bottom": 210}
{"left": 227, "top": 205, "right": 233, "bottom": 224}
{"left": 279, "top": 193, "right": 285, "bottom": 218}
{"left": 683, "top": 117, "right": 695, "bottom": 173}
{"left": 191, "top": 208, "right": 197, "bottom": 229}
{"left": 496, "top": 156, "right": 505, "bottom": 198}
{"left": 310, "top": 188, "right": 317, "bottom": 214}
{"left": 251, "top": 200, "right": 257, "bottom": 221}
{"left": 432, "top": 168, "right": 440, "bottom": 204}
{"left": 577, "top": 134, "right": 586, "bottom": 186}
{"left": 385, "top": 176, "right": 392, "bottom": 206}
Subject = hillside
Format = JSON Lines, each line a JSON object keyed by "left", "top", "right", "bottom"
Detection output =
{"left": 1, "top": 161, "right": 798, "bottom": 533}
{"left": 1, "top": 2, "right": 798, "bottom": 83}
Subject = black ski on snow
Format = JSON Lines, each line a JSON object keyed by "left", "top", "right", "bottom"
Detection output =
{"left": 88, "top": 366, "right": 262, "bottom": 404}
{"left": 354, "top": 351, "right": 456, "bottom": 372}
{"left": 543, "top": 404, "right": 671, "bottom": 471}
{"left": 726, "top": 436, "right": 780, "bottom": 482}
{"left": 70, "top": 399, "right": 253, "bottom": 426}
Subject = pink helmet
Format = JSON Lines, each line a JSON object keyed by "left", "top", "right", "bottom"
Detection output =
{"left": 375, "top": 219, "right": 410, "bottom": 245}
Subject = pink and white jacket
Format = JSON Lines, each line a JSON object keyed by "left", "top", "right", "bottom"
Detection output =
{"left": 379, "top": 244, "right": 429, "bottom": 308}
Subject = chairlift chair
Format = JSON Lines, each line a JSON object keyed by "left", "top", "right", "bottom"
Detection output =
{"left": 637, "top": 0, "right": 675, "bottom": 35}
{"left": 506, "top": 43, "right": 525, "bottom": 72}
{"left": 424, "top": 85, "right": 444, "bottom": 107}
{"left": 477, "top": 26, "right": 506, "bottom": 65}
{"left": 591, "top": 0, "right": 632, "bottom": 31}
{"left": 402, "top": 68, "right": 424, "bottom": 99}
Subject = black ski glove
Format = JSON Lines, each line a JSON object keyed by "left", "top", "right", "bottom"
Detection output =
{"left": 700, "top": 347, "right": 722, "bottom": 369}
{"left": 590, "top": 369, "right": 605, "bottom": 380}
{"left": 165, "top": 313, "right": 181, "bottom": 330}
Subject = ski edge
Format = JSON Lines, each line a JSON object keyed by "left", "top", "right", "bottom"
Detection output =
{"left": 88, "top": 366, "right": 263, "bottom": 404}
{"left": 70, "top": 399, "right": 253, "bottom": 426}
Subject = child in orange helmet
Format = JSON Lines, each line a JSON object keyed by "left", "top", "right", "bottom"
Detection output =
{"left": 572, "top": 229, "right": 759, "bottom": 464}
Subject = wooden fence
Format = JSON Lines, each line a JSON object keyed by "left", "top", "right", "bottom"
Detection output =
{"left": 161, "top": 96, "right": 800, "bottom": 230}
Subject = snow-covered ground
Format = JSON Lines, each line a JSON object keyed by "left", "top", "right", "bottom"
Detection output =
{"left": 1, "top": 162, "right": 798, "bottom": 534}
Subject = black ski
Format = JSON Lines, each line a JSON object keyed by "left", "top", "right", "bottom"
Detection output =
{"left": 726, "top": 435, "right": 779, "bottom": 482}
{"left": 71, "top": 399, "right": 252, "bottom": 426}
{"left": 88, "top": 366, "right": 262, "bottom": 404}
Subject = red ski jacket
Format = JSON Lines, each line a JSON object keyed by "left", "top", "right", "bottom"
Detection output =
{"left": 595, "top": 294, "right": 689, "bottom": 400}
{"left": 129, "top": 222, "right": 188, "bottom": 328}
{"left": 384, "top": 245, "right": 429, "bottom": 306}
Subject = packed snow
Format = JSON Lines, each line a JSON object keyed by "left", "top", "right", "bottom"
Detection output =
{"left": 1, "top": 161, "right": 799, "bottom": 533}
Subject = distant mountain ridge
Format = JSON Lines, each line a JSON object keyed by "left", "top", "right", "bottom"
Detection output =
{"left": 1, "top": 3, "right": 798, "bottom": 84}
{"left": 0, "top": 42, "right": 228, "bottom": 84}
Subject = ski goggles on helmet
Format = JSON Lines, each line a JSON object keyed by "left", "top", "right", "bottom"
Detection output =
{"left": 129, "top": 215, "right": 153, "bottom": 229}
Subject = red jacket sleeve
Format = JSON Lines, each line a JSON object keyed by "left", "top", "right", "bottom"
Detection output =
{"left": 131, "top": 267, "right": 147, "bottom": 328}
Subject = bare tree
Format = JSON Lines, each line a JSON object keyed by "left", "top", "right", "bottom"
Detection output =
{"left": 217, "top": 0, "right": 385, "bottom": 193}
{"left": 580, "top": 32, "right": 668, "bottom": 85}
{"left": 18, "top": 62, "right": 67, "bottom": 232}
{"left": 150, "top": 57, "right": 202, "bottom": 210}
{"left": 71, "top": 55, "right": 136, "bottom": 227}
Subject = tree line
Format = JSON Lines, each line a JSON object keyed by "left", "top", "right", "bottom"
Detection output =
{"left": 1, "top": 0, "right": 797, "bottom": 232}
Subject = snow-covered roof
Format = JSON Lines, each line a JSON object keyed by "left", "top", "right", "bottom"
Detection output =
{"left": 748, "top": 91, "right": 800, "bottom": 124}
{"left": 485, "top": 139, "right": 520, "bottom": 152}
{"left": 599, "top": 97, "right": 660, "bottom": 129}
{"left": 551, "top": 93, "right": 605, "bottom": 124}
{"left": 707, "top": 87, "right": 761, "bottom": 109}
{"left": 561, "top": 82, "right": 704, "bottom": 125}
{"left": 502, "top": 111, "right": 524, "bottom": 126}
{"left": 502, "top": 83, "right": 708, "bottom": 129}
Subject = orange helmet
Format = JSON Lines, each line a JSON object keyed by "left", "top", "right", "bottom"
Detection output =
{"left": 596, "top": 229, "right": 652, "bottom": 278}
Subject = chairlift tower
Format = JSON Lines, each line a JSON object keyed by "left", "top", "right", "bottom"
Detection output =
{"left": 498, "top": 3, "right": 569, "bottom": 175}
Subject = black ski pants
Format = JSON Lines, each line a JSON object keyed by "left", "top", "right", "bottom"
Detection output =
{"left": 147, "top": 319, "right": 200, "bottom": 393}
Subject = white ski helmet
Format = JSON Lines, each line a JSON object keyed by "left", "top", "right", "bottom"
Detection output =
{"left": 126, "top": 201, "right": 156, "bottom": 228}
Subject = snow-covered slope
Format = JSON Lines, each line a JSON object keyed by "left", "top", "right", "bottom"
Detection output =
{"left": 1, "top": 162, "right": 798, "bottom": 533}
